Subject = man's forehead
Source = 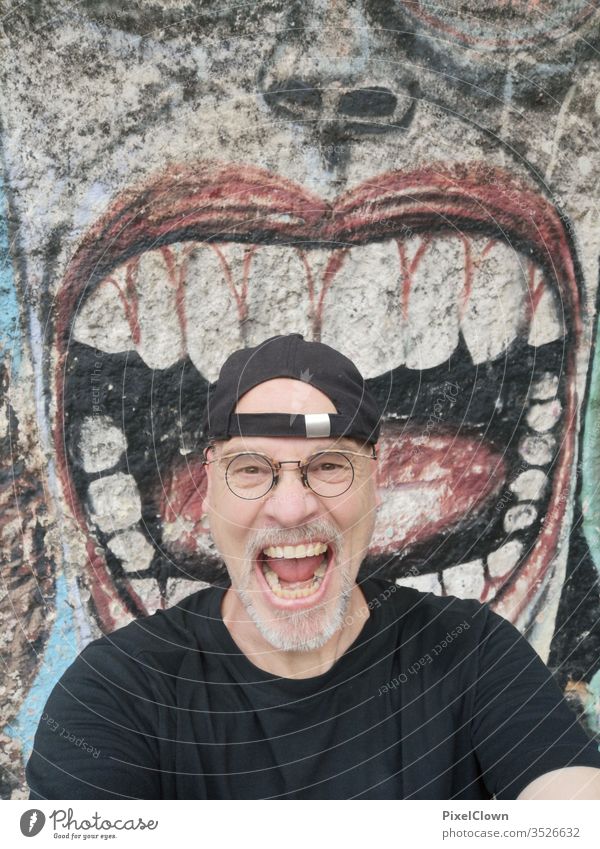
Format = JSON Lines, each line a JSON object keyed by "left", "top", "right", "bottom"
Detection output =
{"left": 213, "top": 435, "right": 362, "bottom": 456}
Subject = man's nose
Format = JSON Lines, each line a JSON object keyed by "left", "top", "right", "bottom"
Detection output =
{"left": 261, "top": 468, "right": 321, "bottom": 526}
{"left": 260, "top": 0, "right": 416, "bottom": 138}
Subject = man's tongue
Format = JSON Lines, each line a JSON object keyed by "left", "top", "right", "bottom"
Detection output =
{"left": 263, "top": 554, "right": 324, "bottom": 584}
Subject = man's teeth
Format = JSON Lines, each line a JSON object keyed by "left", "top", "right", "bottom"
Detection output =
{"left": 263, "top": 542, "right": 328, "bottom": 559}
{"left": 73, "top": 236, "right": 565, "bottom": 376}
{"left": 261, "top": 557, "right": 328, "bottom": 599}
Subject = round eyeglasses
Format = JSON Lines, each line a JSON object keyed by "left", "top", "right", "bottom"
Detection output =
{"left": 203, "top": 447, "right": 377, "bottom": 500}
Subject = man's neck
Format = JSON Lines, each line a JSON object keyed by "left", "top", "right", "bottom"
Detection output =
{"left": 221, "top": 584, "right": 370, "bottom": 679}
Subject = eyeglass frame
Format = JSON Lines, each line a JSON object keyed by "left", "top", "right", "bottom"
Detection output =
{"left": 202, "top": 444, "right": 378, "bottom": 500}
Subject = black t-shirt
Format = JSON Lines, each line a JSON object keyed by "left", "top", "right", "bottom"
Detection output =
{"left": 27, "top": 578, "right": 600, "bottom": 799}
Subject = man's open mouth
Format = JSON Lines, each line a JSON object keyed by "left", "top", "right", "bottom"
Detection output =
{"left": 259, "top": 541, "right": 330, "bottom": 602}
{"left": 53, "top": 160, "right": 582, "bottom": 634}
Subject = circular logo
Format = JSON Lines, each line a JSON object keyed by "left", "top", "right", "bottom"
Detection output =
{"left": 20, "top": 810, "right": 46, "bottom": 837}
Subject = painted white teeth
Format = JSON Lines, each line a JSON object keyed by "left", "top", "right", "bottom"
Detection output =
{"left": 519, "top": 433, "right": 556, "bottom": 466}
{"left": 526, "top": 399, "right": 562, "bottom": 432}
{"left": 243, "top": 245, "right": 312, "bottom": 349}
{"left": 504, "top": 503, "right": 538, "bottom": 533}
{"left": 133, "top": 247, "right": 185, "bottom": 369}
{"left": 87, "top": 472, "right": 142, "bottom": 533}
{"left": 530, "top": 372, "right": 559, "bottom": 400}
{"left": 441, "top": 559, "right": 484, "bottom": 600}
{"left": 73, "top": 267, "right": 134, "bottom": 353}
{"left": 129, "top": 579, "right": 163, "bottom": 613}
{"left": 528, "top": 270, "right": 565, "bottom": 347}
{"left": 184, "top": 243, "right": 244, "bottom": 381}
{"left": 395, "top": 572, "right": 442, "bottom": 595}
{"left": 76, "top": 236, "right": 565, "bottom": 371}
{"left": 403, "top": 235, "right": 461, "bottom": 370}
{"left": 460, "top": 238, "right": 527, "bottom": 365}
{"left": 107, "top": 528, "right": 154, "bottom": 572}
{"left": 166, "top": 577, "right": 209, "bottom": 606}
{"left": 263, "top": 542, "right": 327, "bottom": 558}
{"left": 77, "top": 415, "right": 127, "bottom": 473}
{"left": 487, "top": 540, "right": 523, "bottom": 579}
{"left": 320, "top": 242, "right": 403, "bottom": 377}
{"left": 510, "top": 469, "right": 548, "bottom": 501}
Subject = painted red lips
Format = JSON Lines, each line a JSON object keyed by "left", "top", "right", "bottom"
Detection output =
{"left": 55, "top": 161, "right": 581, "bottom": 630}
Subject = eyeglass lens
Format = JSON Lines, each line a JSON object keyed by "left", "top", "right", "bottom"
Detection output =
{"left": 224, "top": 452, "right": 354, "bottom": 499}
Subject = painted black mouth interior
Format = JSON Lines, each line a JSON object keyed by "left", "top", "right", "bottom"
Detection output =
{"left": 63, "top": 328, "right": 568, "bottom": 605}
{"left": 363, "top": 334, "right": 568, "bottom": 580}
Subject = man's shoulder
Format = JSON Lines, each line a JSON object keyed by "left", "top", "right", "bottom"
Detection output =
{"left": 367, "top": 576, "right": 492, "bottom": 637}
{"left": 81, "top": 582, "right": 224, "bottom": 665}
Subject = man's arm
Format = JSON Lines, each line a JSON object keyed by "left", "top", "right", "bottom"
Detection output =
{"left": 468, "top": 608, "right": 600, "bottom": 799}
{"left": 27, "top": 642, "right": 162, "bottom": 799}
{"left": 518, "top": 766, "right": 600, "bottom": 800}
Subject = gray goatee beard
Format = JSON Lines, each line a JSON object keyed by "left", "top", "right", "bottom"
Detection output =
{"left": 236, "top": 518, "right": 353, "bottom": 653}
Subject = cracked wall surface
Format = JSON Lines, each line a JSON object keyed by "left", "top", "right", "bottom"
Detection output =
{"left": 2, "top": 1, "right": 600, "bottom": 797}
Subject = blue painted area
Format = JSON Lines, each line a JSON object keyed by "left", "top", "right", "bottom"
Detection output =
{"left": 4, "top": 571, "right": 80, "bottom": 763}
{"left": 0, "top": 176, "right": 21, "bottom": 377}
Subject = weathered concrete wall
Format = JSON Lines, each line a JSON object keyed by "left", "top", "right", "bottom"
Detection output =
{"left": 2, "top": 1, "right": 600, "bottom": 797}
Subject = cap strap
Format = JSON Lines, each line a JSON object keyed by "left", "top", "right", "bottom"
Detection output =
{"left": 221, "top": 412, "right": 370, "bottom": 441}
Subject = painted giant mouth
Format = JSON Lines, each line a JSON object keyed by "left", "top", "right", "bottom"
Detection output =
{"left": 54, "top": 161, "right": 581, "bottom": 632}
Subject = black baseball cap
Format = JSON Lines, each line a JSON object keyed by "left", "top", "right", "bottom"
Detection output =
{"left": 204, "top": 334, "right": 381, "bottom": 444}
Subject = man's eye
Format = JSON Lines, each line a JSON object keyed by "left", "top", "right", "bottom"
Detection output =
{"left": 309, "top": 455, "right": 348, "bottom": 473}
{"left": 316, "top": 461, "right": 343, "bottom": 471}
{"left": 228, "top": 457, "right": 272, "bottom": 477}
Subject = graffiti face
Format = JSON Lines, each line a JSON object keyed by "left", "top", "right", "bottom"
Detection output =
{"left": 2, "top": 1, "right": 600, "bottom": 790}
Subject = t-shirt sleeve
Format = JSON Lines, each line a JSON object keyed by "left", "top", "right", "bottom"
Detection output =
{"left": 26, "top": 641, "right": 162, "bottom": 800}
{"left": 469, "top": 608, "right": 600, "bottom": 800}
